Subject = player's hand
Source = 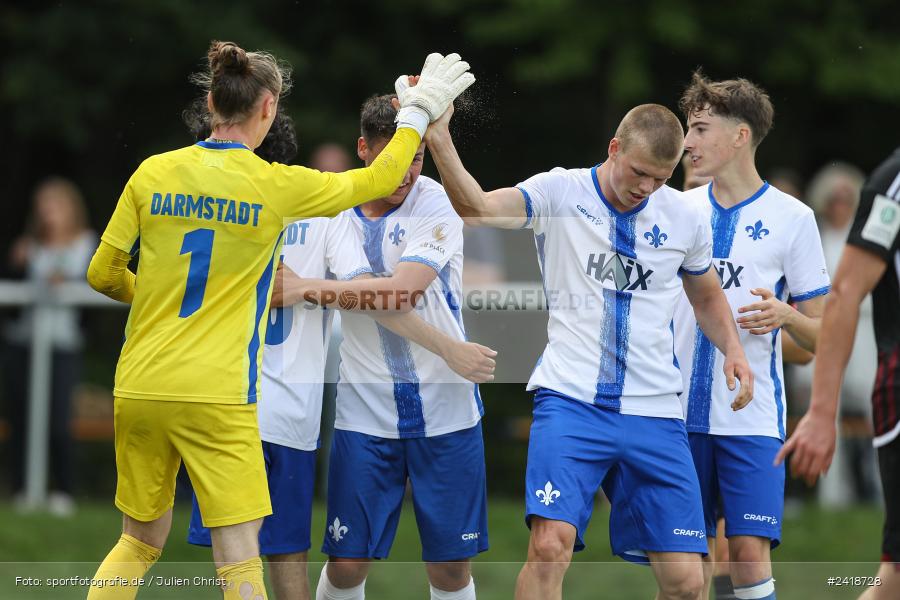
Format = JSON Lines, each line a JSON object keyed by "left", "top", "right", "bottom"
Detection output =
{"left": 444, "top": 340, "right": 497, "bottom": 383}
{"left": 723, "top": 350, "right": 753, "bottom": 410}
{"left": 736, "top": 288, "right": 794, "bottom": 335}
{"left": 392, "top": 75, "right": 419, "bottom": 111}
{"left": 774, "top": 407, "right": 837, "bottom": 486}
{"left": 397, "top": 75, "right": 454, "bottom": 144}
{"left": 394, "top": 53, "right": 474, "bottom": 136}
{"left": 271, "top": 262, "right": 301, "bottom": 307}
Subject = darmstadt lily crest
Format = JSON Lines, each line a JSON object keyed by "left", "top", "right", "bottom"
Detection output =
{"left": 536, "top": 481, "right": 561, "bottom": 506}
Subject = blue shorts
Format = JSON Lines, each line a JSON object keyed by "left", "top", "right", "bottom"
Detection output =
{"left": 188, "top": 441, "right": 316, "bottom": 555}
{"left": 525, "top": 388, "right": 707, "bottom": 563}
{"left": 322, "top": 422, "right": 488, "bottom": 562}
{"left": 689, "top": 433, "right": 784, "bottom": 547}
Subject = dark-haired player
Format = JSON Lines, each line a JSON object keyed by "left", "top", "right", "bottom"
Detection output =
{"left": 289, "top": 93, "right": 492, "bottom": 600}
{"left": 181, "top": 97, "right": 494, "bottom": 600}
{"left": 673, "top": 72, "right": 830, "bottom": 600}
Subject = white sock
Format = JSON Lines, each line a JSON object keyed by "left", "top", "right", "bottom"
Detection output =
{"left": 734, "top": 577, "right": 775, "bottom": 600}
{"left": 430, "top": 577, "right": 476, "bottom": 600}
{"left": 316, "top": 563, "right": 366, "bottom": 600}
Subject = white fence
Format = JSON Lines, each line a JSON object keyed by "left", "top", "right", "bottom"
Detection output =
{"left": 0, "top": 281, "right": 124, "bottom": 509}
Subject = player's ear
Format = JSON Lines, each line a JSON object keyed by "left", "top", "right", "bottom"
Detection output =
{"left": 608, "top": 137, "right": 620, "bottom": 160}
{"left": 206, "top": 92, "right": 214, "bottom": 113}
{"left": 357, "top": 137, "right": 368, "bottom": 162}
{"left": 734, "top": 123, "right": 752, "bottom": 149}
{"left": 261, "top": 93, "right": 276, "bottom": 121}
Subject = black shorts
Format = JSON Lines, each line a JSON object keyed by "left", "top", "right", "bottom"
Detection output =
{"left": 877, "top": 438, "right": 900, "bottom": 564}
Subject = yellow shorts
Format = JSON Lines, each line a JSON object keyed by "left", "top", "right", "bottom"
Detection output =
{"left": 113, "top": 397, "right": 271, "bottom": 527}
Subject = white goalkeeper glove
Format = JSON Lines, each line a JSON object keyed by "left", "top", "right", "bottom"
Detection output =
{"left": 395, "top": 52, "right": 475, "bottom": 138}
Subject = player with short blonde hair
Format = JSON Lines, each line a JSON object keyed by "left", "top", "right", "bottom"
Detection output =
{"left": 421, "top": 95, "right": 752, "bottom": 600}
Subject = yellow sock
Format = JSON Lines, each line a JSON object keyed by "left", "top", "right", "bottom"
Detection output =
{"left": 217, "top": 557, "right": 268, "bottom": 600}
{"left": 87, "top": 534, "right": 161, "bottom": 599}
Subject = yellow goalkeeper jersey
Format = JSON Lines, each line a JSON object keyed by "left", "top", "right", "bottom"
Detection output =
{"left": 100, "top": 135, "right": 416, "bottom": 404}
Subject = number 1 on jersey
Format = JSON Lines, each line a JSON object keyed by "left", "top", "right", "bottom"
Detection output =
{"left": 179, "top": 228, "right": 214, "bottom": 318}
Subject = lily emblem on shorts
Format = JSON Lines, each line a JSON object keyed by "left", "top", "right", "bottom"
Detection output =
{"left": 536, "top": 481, "right": 561, "bottom": 506}
{"left": 329, "top": 517, "right": 348, "bottom": 542}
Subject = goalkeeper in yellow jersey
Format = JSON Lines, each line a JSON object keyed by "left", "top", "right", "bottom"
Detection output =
{"left": 84, "top": 40, "right": 474, "bottom": 600}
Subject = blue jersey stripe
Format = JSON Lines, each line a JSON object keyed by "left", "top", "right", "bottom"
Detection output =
{"left": 399, "top": 255, "right": 441, "bottom": 273}
{"left": 680, "top": 263, "right": 712, "bottom": 276}
{"left": 685, "top": 185, "right": 766, "bottom": 428}
{"left": 710, "top": 202, "right": 743, "bottom": 258}
{"left": 791, "top": 285, "right": 830, "bottom": 303}
{"left": 438, "top": 263, "right": 463, "bottom": 331}
{"left": 708, "top": 181, "right": 769, "bottom": 257}
{"left": 437, "top": 263, "right": 484, "bottom": 416}
{"left": 771, "top": 277, "right": 787, "bottom": 439}
{"left": 670, "top": 320, "right": 680, "bottom": 371}
{"left": 685, "top": 326, "right": 715, "bottom": 432}
{"left": 376, "top": 326, "right": 426, "bottom": 437}
{"left": 358, "top": 212, "right": 426, "bottom": 436}
{"left": 360, "top": 215, "right": 388, "bottom": 274}
{"left": 248, "top": 231, "right": 284, "bottom": 403}
{"left": 594, "top": 211, "right": 636, "bottom": 408}
{"left": 518, "top": 187, "right": 534, "bottom": 229}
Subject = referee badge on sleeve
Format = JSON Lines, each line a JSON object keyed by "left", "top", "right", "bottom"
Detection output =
{"left": 861, "top": 194, "right": 900, "bottom": 250}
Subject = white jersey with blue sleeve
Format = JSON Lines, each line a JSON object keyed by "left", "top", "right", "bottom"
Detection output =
{"left": 672, "top": 183, "right": 830, "bottom": 440}
{"left": 257, "top": 211, "right": 372, "bottom": 451}
{"left": 336, "top": 175, "right": 483, "bottom": 439}
{"left": 519, "top": 166, "right": 712, "bottom": 418}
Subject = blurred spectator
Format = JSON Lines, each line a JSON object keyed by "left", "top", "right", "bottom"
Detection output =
{"left": 791, "top": 162, "right": 879, "bottom": 506}
{"left": 767, "top": 167, "right": 804, "bottom": 199}
{"left": 309, "top": 142, "right": 353, "bottom": 173}
{"left": 3, "top": 177, "right": 97, "bottom": 515}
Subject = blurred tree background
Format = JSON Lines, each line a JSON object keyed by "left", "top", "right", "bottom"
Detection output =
{"left": 3, "top": 0, "right": 899, "bottom": 244}
{"left": 1, "top": 0, "right": 898, "bottom": 496}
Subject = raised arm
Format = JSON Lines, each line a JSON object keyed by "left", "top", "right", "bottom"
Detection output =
{"left": 278, "top": 53, "right": 476, "bottom": 220}
{"left": 424, "top": 106, "right": 528, "bottom": 228}
{"left": 682, "top": 268, "right": 754, "bottom": 409}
